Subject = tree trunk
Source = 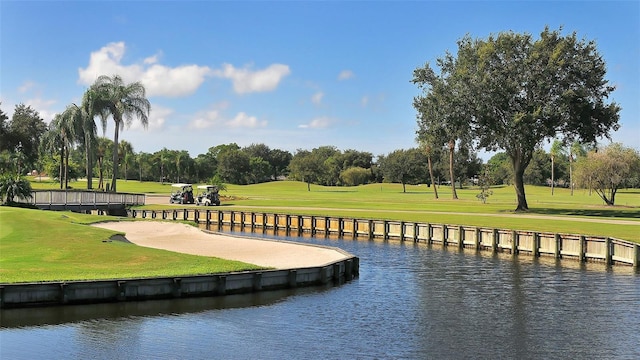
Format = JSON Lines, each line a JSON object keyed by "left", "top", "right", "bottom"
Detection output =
{"left": 97, "top": 156, "right": 104, "bottom": 190}
{"left": 64, "top": 145, "right": 70, "bottom": 189}
{"left": 610, "top": 189, "right": 616, "bottom": 205}
{"left": 569, "top": 155, "right": 574, "bottom": 196}
{"left": 512, "top": 158, "right": 529, "bottom": 212}
{"left": 111, "top": 120, "right": 120, "bottom": 192}
{"left": 85, "top": 136, "right": 93, "bottom": 190}
{"left": 428, "top": 155, "right": 438, "bottom": 199}
{"left": 402, "top": 181, "right": 406, "bottom": 193}
{"left": 448, "top": 139, "right": 458, "bottom": 199}
{"left": 59, "top": 146, "right": 64, "bottom": 189}
{"left": 550, "top": 155, "right": 555, "bottom": 195}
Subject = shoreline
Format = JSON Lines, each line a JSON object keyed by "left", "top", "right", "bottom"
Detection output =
{"left": 0, "top": 221, "right": 358, "bottom": 309}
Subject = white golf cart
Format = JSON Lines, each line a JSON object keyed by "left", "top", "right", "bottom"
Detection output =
{"left": 169, "top": 183, "right": 195, "bottom": 204}
{"left": 195, "top": 185, "right": 220, "bottom": 206}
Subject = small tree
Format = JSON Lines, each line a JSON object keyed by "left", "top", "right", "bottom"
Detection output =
{"left": 475, "top": 166, "right": 493, "bottom": 204}
{"left": 379, "top": 149, "right": 427, "bottom": 193}
{"left": 288, "top": 149, "right": 324, "bottom": 191}
{"left": 0, "top": 173, "right": 32, "bottom": 205}
{"left": 339, "top": 166, "right": 370, "bottom": 186}
{"left": 574, "top": 143, "right": 640, "bottom": 206}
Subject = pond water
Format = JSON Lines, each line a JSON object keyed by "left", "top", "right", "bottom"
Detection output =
{"left": 2, "top": 231, "right": 639, "bottom": 359}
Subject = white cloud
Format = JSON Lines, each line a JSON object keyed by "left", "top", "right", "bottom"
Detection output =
{"left": 311, "top": 91, "right": 324, "bottom": 105}
{"left": 189, "top": 108, "right": 223, "bottom": 130}
{"left": 226, "top": 112, "right": 267, "bottom": 128}
{"left": 298, "top": 116, "right": 332, "bottom": 129}
{"left": 338, "top": 70, "right": 354, "bottom": 81}
{"left": 143, "top": 54, "right": 160, "bottom": 65}
{"left": 361, "top": 96, "right": 369, "bottom": 107}
{"left": 213, "top": 63, "right": 291, "bottom": 94}
{"left": 78, "top": 42, "right": 212, "bottom": 98}
{"left": 18, "top": 81, "right": 36, "bottom": 93}
{"left": 141, "top": 64, "right": 211, "bottom": 97}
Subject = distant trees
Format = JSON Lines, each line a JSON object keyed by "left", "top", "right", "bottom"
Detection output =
{"left": 549, "top": 140, "right": 564, "bottom": 195}
{"left": 414, "top": 27, "right": 621, "bottom": 211}
{"left": 218, "top": 148, "right": 251, "bottom": 185}
{"left": 1, "top": 104, "right": 47, "bottom": 174}
{"left": 574, "top": 143, "right": 640, "bottom": 205}
{"left": 288, "top": 146, "right": 374, "bottom": 190}
{"left": 378, "top": 148, "right": 427, "bottom": 193}
{"left": 288, "top": 149, "right": 323, "bottom": 191}
{"left": 339, "top": 167, "right": 370, "bottom": 186}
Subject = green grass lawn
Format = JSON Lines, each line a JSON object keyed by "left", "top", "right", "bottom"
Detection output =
{"left": 0, "top": 207, "right": 265, "bottom": 284}
{"left": 6, "top": 178, "right": 638, "bottom": 284}
{"left": 27, "top": 178, "right": 640, "bottom": 242}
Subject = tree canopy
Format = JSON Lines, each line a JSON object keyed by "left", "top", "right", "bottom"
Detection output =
{"left": 414, "top": 27, "right": 620, "bottom": 211}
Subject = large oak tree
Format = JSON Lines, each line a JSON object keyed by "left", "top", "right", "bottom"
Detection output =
{"left": 415, "top": 27, "right": 620, "bottom": 211}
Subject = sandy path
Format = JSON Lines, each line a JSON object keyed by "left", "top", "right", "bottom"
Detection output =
{"left": 92, "top": 221, "right": 350, "bottom": 269}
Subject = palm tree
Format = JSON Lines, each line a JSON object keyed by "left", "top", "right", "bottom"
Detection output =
{"left": 91, "top": 75, "right": 150, "bottom": 192}
{"left": 0, "top": 173, "right": 32, "bottom": 205}
{"left": 95, "top": 137, "right": 112, "bottom": 190}
{"left": 45, "top": 110, "right": 76, "bottom": 189}
{"left": 118, "top": 140, "right": 134, "bottom": 181}
{"left": 73, "top": 88, "right": 104, "bottom": 190}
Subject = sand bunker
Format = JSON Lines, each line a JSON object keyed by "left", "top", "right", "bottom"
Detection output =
{"left": 92, "top": 221, "right": 350, "bottom": 269}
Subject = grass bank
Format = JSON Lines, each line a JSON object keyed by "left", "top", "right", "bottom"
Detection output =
{"left": 0, "top": 207, "right": 264, "bottom": 284}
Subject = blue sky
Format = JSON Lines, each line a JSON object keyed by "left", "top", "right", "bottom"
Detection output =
{"left": 1, "top": 1, "right": 638, "bottom": 159}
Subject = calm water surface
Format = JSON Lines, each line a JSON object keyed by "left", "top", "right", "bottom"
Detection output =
{"left": 2, "top": 232, "right": 639, "bottom": 359}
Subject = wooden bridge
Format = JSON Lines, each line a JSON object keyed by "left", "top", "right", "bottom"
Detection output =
{"left": 18, "top": 190, "right": 146, "bottom": 214}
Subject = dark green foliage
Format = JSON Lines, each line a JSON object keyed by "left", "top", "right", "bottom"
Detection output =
{"left": 414, "top": 27, "right": 620, "bottom": 211}
{"left": 378, "top": 148, "right": 428, "bottom": 193}
{"left": 0, "top": 173, "right": 32, "bottom": 205}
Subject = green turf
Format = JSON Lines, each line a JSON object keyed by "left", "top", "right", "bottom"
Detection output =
{"left": 27, "top": 178, "right": 640, "bottom": 242}
{"left": 0, "top": 207, "right": 265, "bottom": 284}
{"left": 213, "top": 182, "right": 638, "bottom": 242}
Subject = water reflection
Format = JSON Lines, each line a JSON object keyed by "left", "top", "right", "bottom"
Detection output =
{"left": 0, "top": 285, "right": 334, "bottom": 328}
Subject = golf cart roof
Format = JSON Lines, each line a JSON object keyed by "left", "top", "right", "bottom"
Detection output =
{"left": 171, "top": 183, "right": 192, "bottom": 188}
{"left": 197, "top": 185, "right": 216, "bottom": 189}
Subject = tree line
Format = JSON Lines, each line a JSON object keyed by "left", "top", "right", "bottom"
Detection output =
{"left": 1, "top": 28, "right": 639, "bottom": 207}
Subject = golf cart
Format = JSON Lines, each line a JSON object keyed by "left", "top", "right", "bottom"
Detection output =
{"left": 195, "top": 185, "right": 220, "bottom": 206}
{"left": 170, "top": 183, "right": 195, "bottom": 204}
